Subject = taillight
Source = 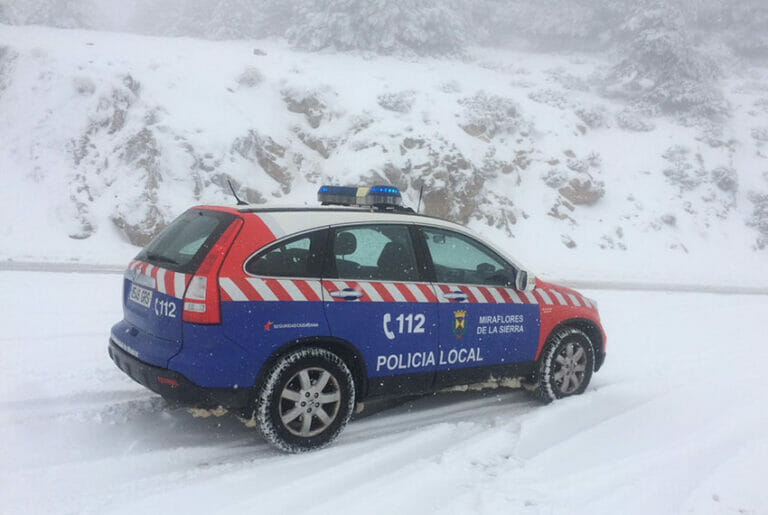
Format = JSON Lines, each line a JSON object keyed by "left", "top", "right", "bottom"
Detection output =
{"left": 182, "top": 218, "right": 243, "bottom": 324}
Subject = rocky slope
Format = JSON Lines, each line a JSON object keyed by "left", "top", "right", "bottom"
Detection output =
{"left": 1, "top": 25, "right": 767, "bottom": 283}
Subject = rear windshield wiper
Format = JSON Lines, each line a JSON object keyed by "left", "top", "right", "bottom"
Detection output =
{"left": 144, "top": 252, "right": 180, "bottom": 266}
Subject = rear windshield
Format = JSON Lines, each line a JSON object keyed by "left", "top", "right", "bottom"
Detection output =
{"left": 136, "top": 209, "right": 236, "bottom": 273}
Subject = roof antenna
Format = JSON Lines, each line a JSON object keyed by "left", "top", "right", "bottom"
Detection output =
{"left": 227, "top": 179, "right": 248, "bottom": 206}
{"left": 416, "top": 184, "right": 424, "bottom": 214}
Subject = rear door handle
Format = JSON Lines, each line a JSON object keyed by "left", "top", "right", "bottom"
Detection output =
{"left": 442, "top": 290, "right": 468, "bottom": 302}
{"left": 330, "top": 288, "right": 363, "bottom": 301}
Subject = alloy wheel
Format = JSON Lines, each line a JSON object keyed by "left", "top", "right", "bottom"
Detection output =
{"left": 553, "top": 341, "right": 588, "bottom": 394}
{"left": 279, "top": 367, "right": 341, "bottom": 437}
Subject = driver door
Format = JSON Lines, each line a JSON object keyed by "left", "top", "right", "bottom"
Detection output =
{"left": 321, "top": 223, "right": 440, "bottom": 396}
{"left": 419, "top": 227, "right": 540, "bottom": 388}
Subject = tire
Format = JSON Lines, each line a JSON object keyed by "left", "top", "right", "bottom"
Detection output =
{"left": 530, "top": 327, "right": 595, "bottom": 403}
{"left": 255, "top": 347, "right": 355, "bottom": 453}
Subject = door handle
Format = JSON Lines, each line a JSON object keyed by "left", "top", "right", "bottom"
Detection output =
{"left": 442, "top": 290, "right": 468, "bottom": 302}
{"left": 330, "top": 288, "right": 363, "bottom": 301}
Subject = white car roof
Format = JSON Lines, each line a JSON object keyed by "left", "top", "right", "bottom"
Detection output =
{"left": 242, "top": 207, "right": 459, "bottom": 237}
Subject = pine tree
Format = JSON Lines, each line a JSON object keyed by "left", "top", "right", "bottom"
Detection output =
{"left": 0, "top": 0, "right": 92, "bottom": 29}
{"left": 488, "top": 0, "right": 617, "bottom": 50}
{"left": 279, "top": 0, "right": 470, "bottom": 56}
{"left": 605, "top": 1, "right": 725, "bottom": 118}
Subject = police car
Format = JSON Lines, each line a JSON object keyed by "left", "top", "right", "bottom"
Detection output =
{"left": 109, "top": 185, "right": 606, "bottom": 452}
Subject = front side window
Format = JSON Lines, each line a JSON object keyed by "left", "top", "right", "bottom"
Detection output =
{"left": 330, "top": 224, "right": 419, "bottom": 282}
{"left": 423, "top": 227, "right": 515, "bottom": 286}
{"left": 245, "top": 229, "right": 326, "bottom": 278}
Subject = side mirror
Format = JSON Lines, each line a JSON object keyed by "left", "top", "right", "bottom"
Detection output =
{"left": 515, "top": 270, "right": 534, "bottom": 291}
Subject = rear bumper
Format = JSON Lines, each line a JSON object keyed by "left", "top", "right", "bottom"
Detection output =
{"left": 108, "top": 339, "right": 252, "bottom": 408}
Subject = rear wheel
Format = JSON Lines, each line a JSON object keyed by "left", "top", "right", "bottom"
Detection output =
{"left": 530, "top": 327, "right": 595, "bottom": 403}
{"left": 255, "top": 347, "right": 355, "bottom": 452}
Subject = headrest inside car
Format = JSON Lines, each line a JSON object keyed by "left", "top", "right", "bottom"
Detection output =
{"left": 335, "top": 232, "right": 357, "bottom": 256}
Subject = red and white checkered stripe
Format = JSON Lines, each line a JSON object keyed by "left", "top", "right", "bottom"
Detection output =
{"left": 435, "top": 283, "right": 534, "bottom": 304}
{"left": 323, "top": 280, "right": 438, "bottom": 303}
{"left": 219, "top": 277, "right": 324, "bottom": 302}
{"left": 127, "top": 260, "right": 189, "bottom": 299}
{"left": 542, "top": 288, "right": 596, "bottom": 309}
{"left": 434, "top": 283, "right": 596, "bottom": 308}
{"left": 219, "top": 278, "right": 438, "bottom": 303}
{"left": 216, "top": 276, "right": 597, "bottom": 309}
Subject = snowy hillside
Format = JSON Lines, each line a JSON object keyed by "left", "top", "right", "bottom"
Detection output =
{"left": 1, "top": 22, "right": 767, "bottom": 284}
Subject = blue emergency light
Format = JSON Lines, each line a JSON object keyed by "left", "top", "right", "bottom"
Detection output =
{"left": 318, "top": 185, "right": 403, "bottom": 207}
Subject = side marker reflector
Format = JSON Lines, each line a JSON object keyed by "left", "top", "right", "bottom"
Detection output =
{"left": 157, "top": 376, "right": 180, "bottom": 387}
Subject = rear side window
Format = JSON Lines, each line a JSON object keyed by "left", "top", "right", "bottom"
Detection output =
{"left": 328, "top": 224, "right": 419, "bottom": 282}
{"left": 137, "top": 209, "right": 236, "bottom": 274}
{"left": 245, "top": 229, "right": 327, "bottom": 278}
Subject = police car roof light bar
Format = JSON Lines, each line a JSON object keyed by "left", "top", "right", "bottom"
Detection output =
{"left": 317, "top": 186, "right": 359, "bottom": 206}
{"left": 318, "top": 185, "right": 403, "bottom": 208}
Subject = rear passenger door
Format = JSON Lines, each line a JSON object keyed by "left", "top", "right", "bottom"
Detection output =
{"left": 322, "top": 224, "right": 440, "bottom": 395}
{"left": 419, "top": 226, "right": 540, "bottom": 388}
{"left": 218, "top": 229, "right": 330, "bottom": 361}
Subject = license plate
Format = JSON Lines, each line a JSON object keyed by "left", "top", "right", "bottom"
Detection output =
{"left": 129, "top": 283, "right": 153, "bottom": 308}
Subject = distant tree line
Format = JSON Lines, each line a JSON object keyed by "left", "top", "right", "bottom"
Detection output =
{"left": 2, "top": 0, "right": 766, "bottom": 59}
{"left": 2, "top": 0, "right": 766, "bottom": 118}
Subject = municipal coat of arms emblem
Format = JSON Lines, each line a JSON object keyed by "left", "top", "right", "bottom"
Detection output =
{"left": 453, "top": 310, "right": 467, "bottom": 339}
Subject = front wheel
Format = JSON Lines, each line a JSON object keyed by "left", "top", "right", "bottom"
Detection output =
{"left": 255, "top": 347, "right": 355, "bottom": 453}
{"left": 530, "top": 327, "right": 595, "bottom": 403}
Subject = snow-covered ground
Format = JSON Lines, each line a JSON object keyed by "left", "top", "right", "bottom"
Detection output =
{"left": 1, "top": 270, "right": 766, "bottom": 514}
